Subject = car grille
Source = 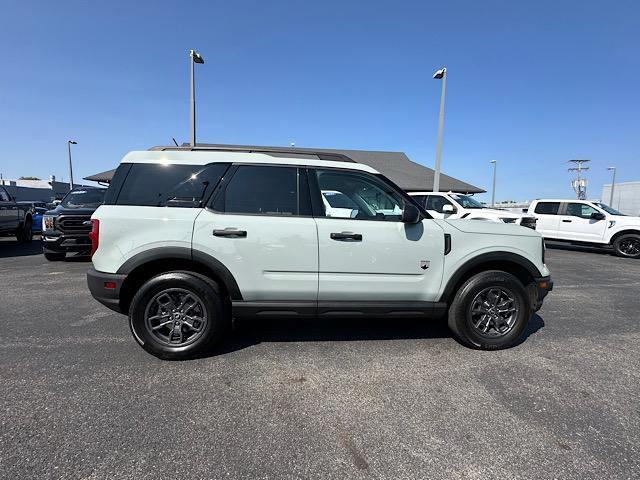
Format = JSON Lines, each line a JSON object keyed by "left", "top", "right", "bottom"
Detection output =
{"left": 56, "top": 215, "right": 92, "bottom": 234}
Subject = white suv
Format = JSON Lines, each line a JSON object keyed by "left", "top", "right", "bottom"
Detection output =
{"left": 409, "top": 191, "right": 537, "bottom": 229}
{"left": 528, "top": 199, "right": 640, "bottom": 258}
{"left": 87, "top": 147, "right": 552, "bottom": 359}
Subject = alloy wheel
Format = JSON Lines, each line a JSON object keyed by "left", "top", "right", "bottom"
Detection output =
{"left": 469, "top": 287, "right": 520, "bottom": 337}
{"left": 618, "top": 238, "right": 640, "bottom": 257}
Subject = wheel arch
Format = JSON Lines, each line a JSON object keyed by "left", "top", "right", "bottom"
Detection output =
{"left": 608, "top": 228, "right": 640, "bottom": 245}
{"left": 117, "top": 247, "right": 242, "bottom": 314}
{"left": 439, "top": 252, "right": 542, "bottom": 304}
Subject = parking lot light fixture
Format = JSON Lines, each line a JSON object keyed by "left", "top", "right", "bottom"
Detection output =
{"left": 67, "top": 140, "right": 77, "bottom": 190}
{"left": 607, "top": 167, "right": 617, "bottom": 206}
{"left": 189, "top": 49, "right": 205, "bottom": 148}
{"left": 432, "top": 67, "right": 447, "bottom": 192}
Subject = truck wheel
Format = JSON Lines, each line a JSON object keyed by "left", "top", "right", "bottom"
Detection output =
{"left": 16, "top": 217, "right": 33, "bottom": 243}
{"left": 448, "top": 270, "right": 531, "bottom": 350}
{"left": 613, "top": 234, "right": 640, "bottom": 259}
{"left": 44, "top": 251, "right": 66, "bottom": 261}
{"left": 129, "top": 272, "right": 229, "bottom": 360}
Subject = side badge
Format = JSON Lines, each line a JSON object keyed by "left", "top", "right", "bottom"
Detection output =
{"left": 420, "top": 260, "right": 430, "bottom": 270}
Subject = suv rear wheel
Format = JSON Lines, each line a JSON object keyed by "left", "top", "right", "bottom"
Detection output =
{"left": 448, "top": 270, "right": 531, "bottom": 350}
{"left": 129, "top": 272, "right": 229, "bottom": 360}
{"left": 613, "top": 233, "right": 640, "bottom": 259}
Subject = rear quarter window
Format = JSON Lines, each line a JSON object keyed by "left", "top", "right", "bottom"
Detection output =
{"left": 112, "top": 163, "right": 230, "bottom": 207}
{"left": 534, "top": 202, "right": 560, "bottom": 215}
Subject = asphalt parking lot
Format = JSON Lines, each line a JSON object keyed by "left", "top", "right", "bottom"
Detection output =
{"left": 1, "top": 238, "right": 639, "bottom": 479}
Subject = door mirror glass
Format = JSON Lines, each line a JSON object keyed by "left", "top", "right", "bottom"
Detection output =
{"left": 442, "top": 204, "right": 455, "bottom": 214}
{"left": 401, "top": 204, "right": 421, "bottom": 224}
{"left": 590, "top": 212, "right": 606, "bottom": 221}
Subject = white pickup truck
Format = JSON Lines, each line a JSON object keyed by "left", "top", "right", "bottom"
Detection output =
{"left": 409, "top": 191, "right": 537, "bottom": 229}
{"left": 528, "top": 199, "right": 640, "bottom": 258}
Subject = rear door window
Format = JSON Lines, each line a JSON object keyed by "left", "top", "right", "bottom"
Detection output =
{"left": 534, "top": 202, "right": 560, "bottom": 215}
{"left": 115, "top": 163, "right": 229, "bottom": 207}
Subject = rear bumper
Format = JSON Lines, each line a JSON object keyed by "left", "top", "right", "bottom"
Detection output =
{"left": 87, "top": 267, "right": 127, "bottom": 314}
{"left": 528, "top": 276, "right": 553, "bottom": 312}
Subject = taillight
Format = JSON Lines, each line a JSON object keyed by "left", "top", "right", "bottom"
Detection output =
{"left": 89, "top": 219, "right": 99, "bottom": 257}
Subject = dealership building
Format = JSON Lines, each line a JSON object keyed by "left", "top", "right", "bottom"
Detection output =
{"left": 601, "top": 181, "right": 640, "bottom": 216}
{"left": 85, "top": 144, "right": 485, "bottom": 194}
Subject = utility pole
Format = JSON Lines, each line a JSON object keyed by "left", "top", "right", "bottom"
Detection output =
{"left": 490, "top": 160, "right": 497, "bottom": 207}
{"left": 568, "top": 159, "right": 590, "bottom": 200}
{"left": 607, "top": 166, "right": 617, "bottom": 206}
{"left": 189, "top": 50, "right": 204, "bottom": 147}
{"left": 432, "top": 67, "right": 447, "bottom": 192}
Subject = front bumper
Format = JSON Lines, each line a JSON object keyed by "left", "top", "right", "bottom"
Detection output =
{"left": 87, "top": 267, "right": 127, "bottom": 314}
{"left": 528, "top": 276, "right": 553, "bottom": 312}
{"left": 42, "top": 232, "right": 91, "bottom": 253}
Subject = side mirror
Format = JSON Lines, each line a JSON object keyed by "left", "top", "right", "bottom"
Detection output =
{"left": 441, "top": 204, "right": 455, "bottom": 214}
{"left": 402, "top": 204, "right": 421, "bottom": 224}
{"left": 591, "top": 212, "right": 606, "bottom": 221}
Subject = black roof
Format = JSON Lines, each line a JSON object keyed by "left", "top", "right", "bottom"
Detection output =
{"left": 85, "top": 143, "right": 484, "bottom": 194}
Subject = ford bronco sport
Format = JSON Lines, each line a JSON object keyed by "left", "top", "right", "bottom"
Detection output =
{"left": 87, "top": 146, "right": 553, "bottom": 359}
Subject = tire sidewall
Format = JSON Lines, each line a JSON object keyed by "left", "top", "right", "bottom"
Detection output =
{"left": 449, "top": 271, "right": 531, "bottom": 350}
{"left": 613, "top": 234, "right": 640, "bottom": 259}
{"left": 129, "top": 272, "right": 225, "bottom": 360}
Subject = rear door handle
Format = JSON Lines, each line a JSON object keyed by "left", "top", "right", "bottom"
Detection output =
{"left": 213, "top": 228, "right": 247, "bottom": 238}
{"left": 330, "top": 232, "right": 362, "bottom": 241}
{"left": 562, "top": 219, "right": 572, "bottom": 223}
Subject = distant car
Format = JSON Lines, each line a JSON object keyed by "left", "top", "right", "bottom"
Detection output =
{"left": 41, "top": 187, "right": 106, "bottom": 260}
{"left": 17, "top": 201, "right": 48, "bottom": 233}
{"left": 0, "top": 186, "right": 33, "bottom": 243}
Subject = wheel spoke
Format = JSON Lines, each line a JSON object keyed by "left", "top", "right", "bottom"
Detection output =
{"left": 151, "top": 319, "right": 173, "bottom": 331}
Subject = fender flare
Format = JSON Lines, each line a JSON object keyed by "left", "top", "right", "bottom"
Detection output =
{"left": 117, "top": 246, "right": 243, "bottom": 300}
{"left": 439, "top": 251, "right": 542, "bottom": 303}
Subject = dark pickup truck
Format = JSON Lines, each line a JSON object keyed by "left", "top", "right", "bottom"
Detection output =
{"left": 0, "top": 185, "right": 33, "bottom": 243}
{"left": 42, "top": 187, "right": 106, "bottom": 261}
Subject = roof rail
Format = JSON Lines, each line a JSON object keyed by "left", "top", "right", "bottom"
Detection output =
{"left": 148, "top": 144, "right": 356, "bottom": 163}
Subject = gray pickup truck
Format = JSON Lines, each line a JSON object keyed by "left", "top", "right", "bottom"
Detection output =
{"left": 0, "top": 185, "right": 33, "bottom": 243}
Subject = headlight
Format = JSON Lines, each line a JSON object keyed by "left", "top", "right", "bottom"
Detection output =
{"left": 43, "top": 215, "right": 55, "bottom": 231}
{"left": 500, "top": 217, "right": 517, "bottom": 223}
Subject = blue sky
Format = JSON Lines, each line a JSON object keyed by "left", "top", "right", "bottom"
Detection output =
{"left": 0, "top": 0, "right": 638, "bottom": 202}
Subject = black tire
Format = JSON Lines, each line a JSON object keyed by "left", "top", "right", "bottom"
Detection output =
{"left": 612, "top": 233, "right": 640, "bottom": 259}
{"left": 16, "top": 217, "right": 33, "bottom": 243}
{"left": 44, "top": 251, "right": 66, "bottom": 261}
{"left": 447, "top": 270, "right": 531, "bottom": 350}
{"left": 129, "top": 271, "right": 229, "bottom": 360}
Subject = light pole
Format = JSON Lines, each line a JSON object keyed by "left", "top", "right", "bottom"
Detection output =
{"left": 490, "top": 160, "right": 497, "bottom": 207}
{"left": 607, "top": 166, "right": 617, "bottom": 206}
{"left": 67, "top": 140, "right": 77, "bottom": 190}
{"left": 189, "top": 49, "right": 205, "bottom": 147}
{"left": 432, "top": 67, "right": 447, "bottom": 192}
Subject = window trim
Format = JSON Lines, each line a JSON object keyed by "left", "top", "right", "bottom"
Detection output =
{"left": 206, "top": 163, "right": 313, "bottom": 218}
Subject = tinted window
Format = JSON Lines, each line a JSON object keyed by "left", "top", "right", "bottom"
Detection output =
{"left": 116, "top": 163, "right": 229, "bottom": 207}
{"left": 217, "top": 165, "right": 304, "bottom": 216}
{"left": 534, "top": 202, "right": 560, "bottom": 215}
{"left": 426, "top": 195, "right": 455, "bottom": 213}
{"left": 314, "top": 169, "right": 405, "bottom": 221}
{"left": 61, "top": 189, "right": 106, "bottom": 209}
{"left": 103, "top": 164, "right": 132, "bottom": 205}
{"left": 0, "top": 187, "right": 10, "bottom": 202}
{"left": 410, "top": 195, "right": 427, "bottom": 208}
{"left": 566, "top": 203, "right": 598, "bottom": 219}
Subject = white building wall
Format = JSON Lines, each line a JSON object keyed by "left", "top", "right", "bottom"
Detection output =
{"left": 601, "top": 182, "right": 640, "bottom": 216}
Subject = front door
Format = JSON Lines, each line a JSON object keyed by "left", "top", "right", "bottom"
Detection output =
{"left": 310, "top": 168, "right": 445, "bottom": 302}
{"left": 558, "top": 202, "right": 608, "bottom": 242}
{"left": 193, "top": 164, "right": 318, "bottom": 301}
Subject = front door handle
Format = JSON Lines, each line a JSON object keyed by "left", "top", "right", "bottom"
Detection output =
{"left": 330, "top": 232, "right": 362, "bottom": 241}
{"left": 213, "top": 228, "right": 247, "bottom": 238}
{"left": 562, "top": 219, "right": 572, "bottom": 223}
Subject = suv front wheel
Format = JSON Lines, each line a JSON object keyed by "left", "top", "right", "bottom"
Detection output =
{"left": 129, "top": 272, "right": 229, "bottom": 360}
{"left": 448, "top": 270, "right": 531, "bottom": 350}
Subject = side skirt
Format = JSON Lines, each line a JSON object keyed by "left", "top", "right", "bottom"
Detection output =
{"left": 232, "top": 301, "right": 448, "bottom": 319}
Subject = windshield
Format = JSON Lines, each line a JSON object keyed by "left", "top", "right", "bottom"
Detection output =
{"left": 593, "top": 202, "right": 625, "bottom": 216}
{"left": 61, "top": 189, "right": 106, "bottom": 209}
{"left": 451, "top": 194, "right": 484, "bottom": 209}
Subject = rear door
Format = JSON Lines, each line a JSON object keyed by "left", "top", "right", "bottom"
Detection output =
{"left": 310, "top": 168, "right": 444, "bottom": 302}
{"left": 0, "top": 187, "right": 15, "bottom": 232}
{"left": 558, "top": 202, "right": 608, "bottom": 242}
{"left": 532, "top": 201, "right": 561, "bottom": 238}
{"left": 192, "top": 164, "right": 318, "bottom": 301}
